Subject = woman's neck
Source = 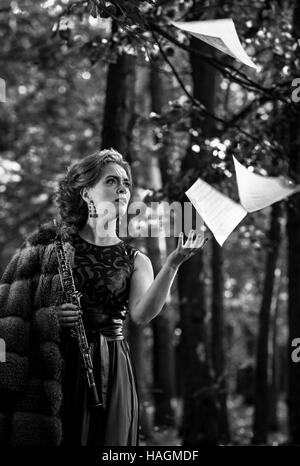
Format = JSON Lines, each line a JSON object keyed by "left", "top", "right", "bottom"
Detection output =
{"left": 78, "top": 221, "right": 120, "bottom": 246}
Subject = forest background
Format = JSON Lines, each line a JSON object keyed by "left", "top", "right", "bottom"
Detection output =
{"left": 1, "top": 0, "right": 300, "bottom": 446}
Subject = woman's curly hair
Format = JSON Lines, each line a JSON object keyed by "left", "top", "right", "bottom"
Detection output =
{"left": 56, "top": 148, "right": 133, "bottom": 231}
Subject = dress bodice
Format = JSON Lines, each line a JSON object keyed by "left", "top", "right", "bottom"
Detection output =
{"left": 71, "top": 234, "right": 138, "bottom": 327}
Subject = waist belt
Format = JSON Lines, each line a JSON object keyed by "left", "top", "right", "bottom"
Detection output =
{"left": 85, "top": 312, "right": 124, "bottom": 409}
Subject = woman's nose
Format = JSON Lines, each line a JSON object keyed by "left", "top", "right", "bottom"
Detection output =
{"left": 117, "top": 184, "right": 126, "bottom": 194}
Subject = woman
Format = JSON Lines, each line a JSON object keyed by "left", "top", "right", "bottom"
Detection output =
{"left": 0, "top": 148, "right": 206, "bottom": 446}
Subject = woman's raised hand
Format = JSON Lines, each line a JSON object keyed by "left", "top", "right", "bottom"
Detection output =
{"left": 56, "top": 303, "right": 82, "bottom": 328}
{"left": 167, "top": 230, "right": 208, "bottom": 269}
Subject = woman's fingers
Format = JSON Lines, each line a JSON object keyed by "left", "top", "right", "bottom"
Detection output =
{"left": 195, "top": 234, "right": 205, "bottom": 248}
{"left": 182, "top": 231, "right": 208, "bottom": 254}
{"left": 59, "top": 316, "right": 81, "bottom": 327}
{"left": 187, "top": 230, "right": 196, "bottom": 245}
{"left": 183, "top": 230, "right": 204, "bottom": 248}
{"left": 60, "top": 303, "right": 79, "bottom": 310}
{"left": 180, "top": 230, "right": 194, "bottom": 248}
{"left": 56, "top": 304, "right": 82, "bottom": 327}
{"left": 57, "top": 310, "right": 82, "bottom": 316}
{"left": 177, "top": 232, "right": 184, "bottom": 250}
{"left": 61, "top": 317, "right": 80, "bottom": 324}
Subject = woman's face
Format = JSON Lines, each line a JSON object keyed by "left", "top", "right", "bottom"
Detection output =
{"left": 83, "top": 162, "right": 131, "bottom": 220}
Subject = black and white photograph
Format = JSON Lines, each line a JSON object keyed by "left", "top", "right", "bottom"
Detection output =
{"left": 0, "top": 0, "right": 300, "bottom": 458}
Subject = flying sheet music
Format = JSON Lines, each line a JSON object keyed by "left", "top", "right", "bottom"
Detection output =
{"left": 185, "top": 178, "right": 247, "bottom": 246}
{"left": 172, "top": 19, "right": 257, "bottom": 70}
{"left": 233, "top": 156, "right": 300, "bottom": 212}
{"left": 185, "top": 157, "right": 300, "bottom": 246}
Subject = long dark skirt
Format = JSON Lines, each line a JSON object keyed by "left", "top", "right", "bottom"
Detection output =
{"left": 60, "top": 332, "right": 139, "bottom": 446}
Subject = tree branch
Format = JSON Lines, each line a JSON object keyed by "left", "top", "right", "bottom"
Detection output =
{"left": 154, "top": 32, "right": 267, "bottom": 144}
{"left": 148, "top": 20, "right": 293, "bottom": 106}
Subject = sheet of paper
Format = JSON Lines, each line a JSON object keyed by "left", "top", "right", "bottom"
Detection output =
{"left": 233, "top": 156, "right": 300, "bottom": 212}
{"left": 172, "top": 19, "right": 257, "bottom": 70}
{"left": 185, "top": 178, "right": 247, "bottom": 246}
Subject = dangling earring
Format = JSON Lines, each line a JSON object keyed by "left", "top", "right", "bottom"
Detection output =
{"left": 88, "top": 199, "right": 98, "bottom": 218}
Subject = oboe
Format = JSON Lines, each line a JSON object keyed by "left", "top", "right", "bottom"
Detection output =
{"left": 54, "top": 230, "right": 102, "bottom": 408}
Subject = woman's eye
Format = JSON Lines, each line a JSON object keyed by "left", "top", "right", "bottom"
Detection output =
{"left": 106, "top": 178, "right": 130, "bottom": 188}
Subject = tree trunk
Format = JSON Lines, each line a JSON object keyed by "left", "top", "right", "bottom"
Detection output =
{"left": 268, "top": 266, "right": 282, "bottom": 431}
{"left": 178, "top": 35, "right": 222, "bottom": 446}
{"left": 149, "top": 61, "right": 173, "bottom": 186}
{"left": 148, "top": 238, "right": 177, "bottom": 427}
{"left": 101, "top": 22, "right": 136, "bottom": 158}
{"left": 178, "top": 254, "right": 219, "bottom": 446}
{"left": 287, "top": 0, "right": 300, "bottom": 445}
{"left": 253, "top": 203, "right": 282, "bottom": 444}
{"left": 149, "top": 59, "right": 178, "bottom": 428}
{"left": 211, "top": 239, "right": 230, "bottom": 443}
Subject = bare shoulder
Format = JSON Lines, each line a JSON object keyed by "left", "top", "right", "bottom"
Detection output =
{"left": 133, "top": 250, "right": 153, "bottom": 274}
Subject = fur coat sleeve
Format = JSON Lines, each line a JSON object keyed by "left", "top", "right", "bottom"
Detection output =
{"left": 0, "top": 224, "right": 70, "bottom": 446}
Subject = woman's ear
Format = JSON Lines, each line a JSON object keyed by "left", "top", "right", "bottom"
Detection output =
{"left": 80, "top": 188, "right": 89, "bottom": 202}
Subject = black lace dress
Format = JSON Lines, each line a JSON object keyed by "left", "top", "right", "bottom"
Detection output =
{"left": 60, "top": 234, "right": 140, "bottom": 446}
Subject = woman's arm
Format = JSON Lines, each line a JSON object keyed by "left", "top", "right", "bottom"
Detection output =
{"left": 128, "top": 230, "right": 207, "bottom": 325}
